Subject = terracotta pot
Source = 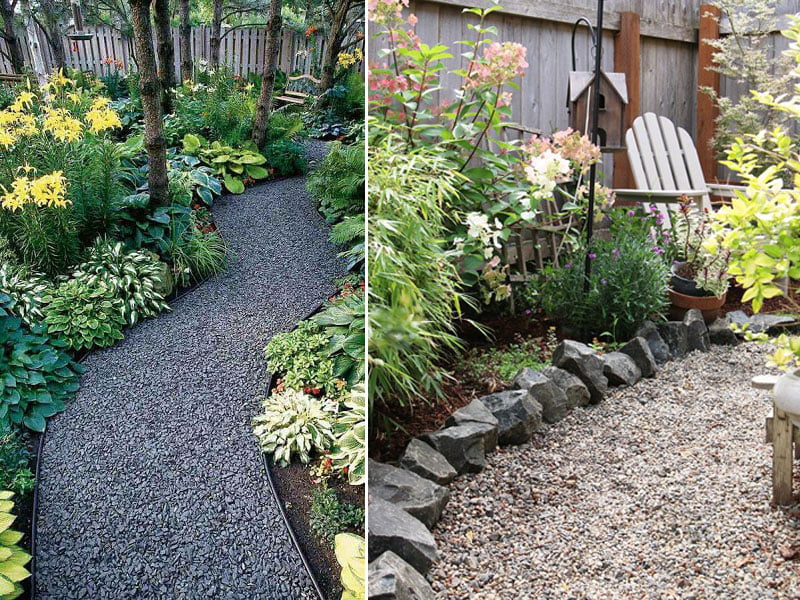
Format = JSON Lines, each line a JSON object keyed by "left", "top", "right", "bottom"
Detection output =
{"left": 667, "top": 288, "right": 726, "bottom": 324}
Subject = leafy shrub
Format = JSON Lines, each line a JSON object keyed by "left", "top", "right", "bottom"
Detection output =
{"left": 265, "top": 321, "right": 338, "bottom": 395}
{"left": 539, "top": 211, "right": 669, "bottom": 342}
{"left": 169, "top": 227, "right": 228, "bottom": 287}
{"left": 0, "top": 265, "right": 48, "bottom": 327}
{"left": 0, "top": 432, "right": 33, "bottom": 497}
{"left": 0, "top": 293, "right": 82, "bottom": 432}
{"left": 368, "top": 136, "right": 468, "bottom": 426}
{"left": 306, "top": 142, "right": 364, "bottom": 224}
{"left": 311, "top": 288, "right": 365, "bottom": 390}
{"left": 0, "top": 491, "right": 31, "bottom": 598}
{"left": 182, "top": 134, "right": 269, "bottom": 194}
{"left": 262, "top": 140, "right": 307, "bottom": 177}
{"left": 252, "top": 389, "right": 336, "bottom": 466}
{"left": 327, "top": 72, "right": 365, "bottom": 121}
{"left": 70, "top": 240, "right": 171, "bottom": 326}
{"left": 42, "top": 280, "right": 126, "bottom": 351}
{"left": 330, "top": 216, "right": 365, "bottom": 273}
{"left": 330, "top": 386, "right": 366, "bottom": 486}
{"left": 112, "top": 195, "right": 193, "bottom": 258}
{"left": 309, "top": 486, "right": 364, "bottom": 546}
{"left": 264, "top": 112, "right": 305, "bottom": 144}
{"left": 335, "top": 533, "right": 365, "bottom": 600}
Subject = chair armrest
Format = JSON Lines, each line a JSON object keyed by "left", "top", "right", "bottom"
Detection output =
{"left": 612, "top": 188, "right": 707, "bottom": 203}
{"left": 707, "top": 183, "right": 747, "bottom": 198}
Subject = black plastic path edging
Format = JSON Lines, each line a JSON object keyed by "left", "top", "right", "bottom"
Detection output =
{"left": 257, "top": 301, "right": 328, "bottom": 600}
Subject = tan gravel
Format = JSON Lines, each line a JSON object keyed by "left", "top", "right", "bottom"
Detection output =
{"left": 430, "top": 343, "right": 800, "bottom": 599}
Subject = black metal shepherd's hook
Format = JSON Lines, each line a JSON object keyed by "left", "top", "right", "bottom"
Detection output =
{"left": 573, "top": 0, "right": 604, "bottom": 292}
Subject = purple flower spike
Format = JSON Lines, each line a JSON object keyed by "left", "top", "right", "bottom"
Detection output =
{"left": 627, "top": 209, "right": 636, "bottom": 217}
{"left": 588, "top": 252, "right": 597, "bottom": 259}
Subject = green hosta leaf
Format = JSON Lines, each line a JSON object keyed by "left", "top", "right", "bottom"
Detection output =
{"left": 245, "top": 165, "right": 269, "bottom": 179}
{"left": 223, "top": 174, "right": 245, "bottom": 194}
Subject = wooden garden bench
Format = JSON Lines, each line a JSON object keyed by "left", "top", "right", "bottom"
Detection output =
{"left": 275, "top": 74, "right": 321, "bottom": 106}
{"left": 753, "top": 375, "right": 799, "bottom": 505}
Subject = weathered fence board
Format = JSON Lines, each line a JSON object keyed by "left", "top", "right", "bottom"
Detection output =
{"left": 0, "top": 24, "right": 362, "bottom": 80}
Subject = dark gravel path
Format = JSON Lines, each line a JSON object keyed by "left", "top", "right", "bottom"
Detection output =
{"left": 35, "top": 143, "right": 345, "bottom": 599}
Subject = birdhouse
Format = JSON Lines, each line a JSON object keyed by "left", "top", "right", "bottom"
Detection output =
{"left": 567, "top": 70, "right": 628, "bottom": 152}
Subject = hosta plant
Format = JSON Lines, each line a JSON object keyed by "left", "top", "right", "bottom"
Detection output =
{"left": 0, "top": 265, "right": 48, "bottom": 327}
{"left": 42, "top": 281, "right": 126, "bottom": 351}
{"left": 0, "top": 293, "right": 82, "bottom": 432}
{"left": 0, "top": 491, "right": 31, "bottom": 599}
{"left": 264, "top": 321, "right": 339, "bottom": 396}
{"left": 334, "top": 533, "right": 365, "bottom": 600}
{"left": 182, "top": 134, "right": 269, "bottom": 194}
{"left": 252, "top": 389, "right": 337, "bottom": 467}
{"left": 70, "top": 240, "right": 171, "bottom": 326}
{"left": 311, "top": 290, "right": 365, "bottom": 390}
{"left": 330, "top": 386, "right": 366, "bottom": 485}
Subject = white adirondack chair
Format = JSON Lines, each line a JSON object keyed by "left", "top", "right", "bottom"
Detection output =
{"left": 614, "top": 113, "right": 745, "bottom": 221}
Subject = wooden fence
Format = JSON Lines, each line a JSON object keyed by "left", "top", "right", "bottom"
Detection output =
{"left": 0, "top": 24, "right": 359, "bottom": 80}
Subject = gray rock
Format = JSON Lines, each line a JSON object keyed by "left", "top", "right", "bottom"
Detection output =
{"left": 602, "top": 352, "right": 642, "bottom": 386}
{"left": 369, "top": 551, "right": 435, "bottom": 600}
{"left": 419, "top": 423, "right": 494, "bottom": 473}
{"left": 445, "top": 398, "right": 499, "bottom": 452}
{"left": 519, "top": 370, "right": 569, "bottom": 423}
{"left": 542, "top": 366, "right": 590, "bottom": 408}
{"left": 398, "top": 439, "right": 457, "bottom": 486}
{"left": 708, "top": 316, "right": 739, "bottom": 346}
{"left": 727, "top": 310, "right": 796, "bottom": 334}
{"left": 657, "top": 321, "right": 689, "bottom": 359}
{"left": 511, "top": 367, "right": 541, "bottom": 390}
{"left": 619, "top": 336, "right": 657, "bottom": 378}
{"left": 368, "top": 496, "right": 437, "bottom": 576}
{"left": 369, "top": 460, "right": 450, "bottom": 529}
{"left": 683, "top": 309, "right": 710, "bottom": 352}
{"left": 635, "top": 321, "right": 671, "bottom": 365}
{"left": 478, "top": 390, "right": 543, "bottom": 445}
{"left": 551, "top": 340, "right": 608, "bottom": 403}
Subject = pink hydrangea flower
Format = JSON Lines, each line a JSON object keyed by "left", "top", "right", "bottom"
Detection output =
{"left": 467, "top": 42, "right": 528, "bottom": 88}
{"left": 368, "top": 0, "right": 409, "bottom": 25}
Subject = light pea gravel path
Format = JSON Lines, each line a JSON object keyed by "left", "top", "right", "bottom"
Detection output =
{"left": 34, "top": 141, "right": 345, "bottom": 599}
{"left": 430, "top": 343, "right": 800, "bottom": 600}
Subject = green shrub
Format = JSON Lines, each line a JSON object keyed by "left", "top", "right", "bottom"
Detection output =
{"left": 265, "top": 112, "right": 305, "bottom": 144}
{"left": 42, "top": 280, "right": 126, "bottom": 351}
{"left": 0, "top": 293, "right": 82, "bottom": 432}
{"left": 0, "top": 265, "right": 48, "bottom": 327}
{"left": 311, "top": 289, "right": 365, "bottom": 390}
{"left": 182, "top": 134, "right": 269, "bottom": 194}
{"left": 330, "top": 386, "right": 366, "bottom": 486}
{"left": 368, "top": 135, "right": 468, "bottom": 427}
{"left": 252, "top": 389, "right": 336, "bottom": 466}
{"left": 539, "top": 210, "right": 669, "bottom": 342}
{"left": 309, "top": 486, "right": 364, "bottom": 547}
{"left": 0, "top": 490, "right": 31, "bottom": 598}
{"left": 330, "top": 216, "right": 365, "bottom": 273}
{"left": 0, "top": 432, "right": 33, "bottom": 497}
{"left": 70, "top": 240, "right": 171, "bottom": 326}
{"left": 306, "top": 142, "right": 364, "bottom": 224}
{"left": 169, "top": 227, "right": 228, "bottom": 287}
{"left": 265, "top": 321, "right": 338, "bottom": 395}
{"left": 263, "top": 140, "right": 307, "bottom": 177}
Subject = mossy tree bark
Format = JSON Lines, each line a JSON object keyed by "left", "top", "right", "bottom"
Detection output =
{"left": 250, "top": 0, "right": 281, "bottom": 148}
{"left": 130, "top": 0, "right": 170, "bottom": 207}
{"left": 209, "top": 0, "right": 223, "bottom": 66}
{"left": 153, "top": 0, "right": 175, "bottom": 114}
{"left": 0, "top": 0, "right": 24, "bottom": 74}
{"left": 179, "top": 0, "right": 192, "bottom": 82}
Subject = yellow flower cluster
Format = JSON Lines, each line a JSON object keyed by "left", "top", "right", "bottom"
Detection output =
{"left": 337, "top": 48, "right": 364, "bottom": 68}
{"left": 0, "top": 93, "right": 39, "bottom": 148}
{"left": 0, "top": 171, "right": 69, "bottom": 212}
{"left": 84, "top": 96, "right": 121, "bottom": 133}
{"left": 43, "top": 108, "right": 83, "bottom": 142}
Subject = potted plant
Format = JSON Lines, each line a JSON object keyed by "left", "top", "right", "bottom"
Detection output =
{"left": 663, "top": 202, "right": 731, "bottom": 323}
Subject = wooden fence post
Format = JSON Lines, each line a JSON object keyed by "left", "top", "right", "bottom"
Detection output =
{"left": 697, "top": 4, "right": 721, "bottom": 182}
{"left": 613, "top": 11, "right": 640, "bottom": 190}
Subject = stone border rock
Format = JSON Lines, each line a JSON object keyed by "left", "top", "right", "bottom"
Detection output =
{"left": 367, "top": 309, "right": 739, "bottom": 599}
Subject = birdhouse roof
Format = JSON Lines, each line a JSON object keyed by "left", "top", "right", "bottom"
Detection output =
{"left": 569, "top": 71, "right": 628, "bottom": 104}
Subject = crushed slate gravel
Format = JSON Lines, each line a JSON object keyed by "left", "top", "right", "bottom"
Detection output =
{"left": 430, "top": 343, "right": 800, "bottom": 600}
{"left": 35, "top": 140, "right": 345, "bottom": 600}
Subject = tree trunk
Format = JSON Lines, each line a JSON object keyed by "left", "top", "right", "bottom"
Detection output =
{"left": 251, "top": 0, "right": 282, "bottom": 148}
{"left": 317, "top": 0, "right": 350, "bottom": 95}
{"left": 36, "top": 0, "right": 66, "bottom": 69}
{"left": 0, "top": 2, "right": 24, "bottom": 74}
{"left": 178, "top": 0, "right": 192, "bottom": 82}
{"left": 49, "top": 30, "right": 66, "bottom": 69}
{"left": 209, "top": 0, "right": 223, "bottom": 66}
{"left": 153, "top": 0, "right": 175, "bottom": 114}
{"left": 129, "top": 0, "right": 169, "bottom": 207}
